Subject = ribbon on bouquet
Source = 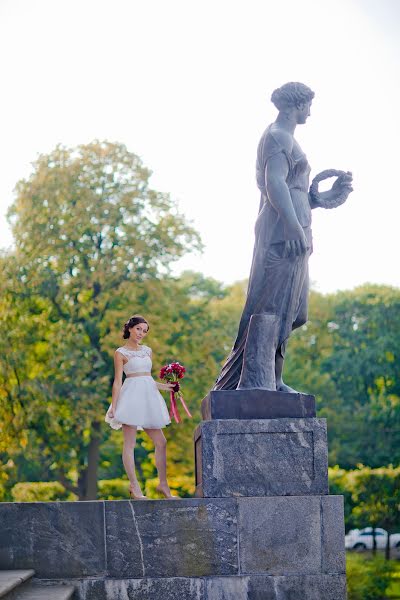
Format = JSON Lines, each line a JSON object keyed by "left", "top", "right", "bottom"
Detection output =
{"left": 169, "top": 390, "right": 192, "bottom": 423}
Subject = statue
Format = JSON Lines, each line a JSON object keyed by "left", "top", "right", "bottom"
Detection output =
{"left": 214, "top": 82, "right": 353, "bottom": 393}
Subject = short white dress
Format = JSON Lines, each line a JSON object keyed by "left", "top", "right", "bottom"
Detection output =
{"left": 105, "top": 345, "right": 171, "bottom": 430}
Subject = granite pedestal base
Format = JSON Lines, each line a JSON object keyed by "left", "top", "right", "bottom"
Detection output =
{"left": 0, "top": 496, "right": 345, "bottom": 599}
{"left": 194, "top": 418, "right": 328, "bottom": 498}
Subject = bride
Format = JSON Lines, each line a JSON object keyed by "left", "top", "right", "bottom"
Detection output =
{"left": 105, "top": 314, "right": 177, "bottom": 499}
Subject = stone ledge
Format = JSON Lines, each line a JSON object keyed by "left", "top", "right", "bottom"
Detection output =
{"left": 0, "top": 496, "right": 344, "bottom": 581}
{"left": 37, "top": 574, "right": 346, "bottom": 600}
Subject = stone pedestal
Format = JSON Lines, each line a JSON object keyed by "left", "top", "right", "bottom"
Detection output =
{"left": 194, "top": 418, "right": 328, "bottom": 498}
{"left": 201, "top": 389, "right": 316, "bottom": 420}
{"left": 194, "top": 388, "right": 347, "bottom": 599}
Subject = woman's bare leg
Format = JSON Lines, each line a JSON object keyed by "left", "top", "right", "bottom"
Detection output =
{"left": 122, "top": 424, "right": 145, "bottom": 497}
{"left": 144, "top": 428, "right": 176, "bottom": 498}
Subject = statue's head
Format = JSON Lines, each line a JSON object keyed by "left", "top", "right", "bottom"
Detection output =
{"left": 271, "top": 82, "right": 315, "bottom": 124}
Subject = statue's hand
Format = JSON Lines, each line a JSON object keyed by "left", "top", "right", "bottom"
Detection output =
{"left": 310, "top": 169, "right": 353, "bottom": 209}
{"left": 329, "top": 171, "right": 353, "bottom": 202}
{"left": 283, "top": 222, "right": 309, "bottom": 258}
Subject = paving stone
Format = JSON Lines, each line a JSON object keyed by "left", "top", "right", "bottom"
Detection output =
{"left": 6, "top": 582, "right": 74, "bottom": 600}
{"left": 0, "top": 570, "right": 35, "bottom": 597}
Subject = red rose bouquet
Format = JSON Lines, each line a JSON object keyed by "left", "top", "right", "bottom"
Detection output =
{"left": 159, "top": 362, "right": 192, "bottom": 423}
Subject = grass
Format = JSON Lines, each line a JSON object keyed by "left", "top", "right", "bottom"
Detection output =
{"left": 386, "top": 562, "right": 400, "bottom": 598}
{"left": 347, "top": 552, "right": 400, "bottom": 599}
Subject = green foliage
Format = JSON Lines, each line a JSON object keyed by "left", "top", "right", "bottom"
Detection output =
{"left": 347, "top": 553, "right": 395, "bottom": 600}
{"left": 328, "top": 466, "right": 357, "bottom": 531}
{"left": 8, "top": 476, "right": 196, "bottom": 501}
{"left": 322, "top": 285, "right": 400, "bottom": 468}
{"left": 11, "top": 481, "right": 77, "bottom": 502}
{"left": 144, "top": 475, "right": 195, "bottom": 499}
{"left": 347, "top": 466, "right": 400, "bottom": 559}
{"left": 348, "top": 466, "right": 400, "bottom": 529}
{"left": 329, "top": 465, "right": 400, "bottom": 561}
{"left": 97, "top": 478, "right": 130, "bottom": 500}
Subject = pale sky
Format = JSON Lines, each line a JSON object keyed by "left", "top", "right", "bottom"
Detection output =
{"left": 1, "top": 0, "right": 399, "bottom": 293}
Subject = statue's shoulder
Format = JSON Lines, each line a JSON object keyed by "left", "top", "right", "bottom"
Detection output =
{"left": 258, "top": 125, "right": 293, "bottom": 164}
{"left": 267, "top": 125, "right": 294, "bottom": 154}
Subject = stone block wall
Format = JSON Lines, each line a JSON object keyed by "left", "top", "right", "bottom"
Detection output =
{"left": 0, "top": 496, "right": 346, "bottom": 599}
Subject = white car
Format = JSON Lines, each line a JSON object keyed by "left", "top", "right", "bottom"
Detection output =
{"left": 345, "top": 527, "right": 400, "bottom": 550}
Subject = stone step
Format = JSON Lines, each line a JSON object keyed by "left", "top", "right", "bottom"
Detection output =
{"left": 0, "top": 571, "right": 35, "bottom": 598}
{"left": 5, "top": 582, "right": 74, "bottom": 600}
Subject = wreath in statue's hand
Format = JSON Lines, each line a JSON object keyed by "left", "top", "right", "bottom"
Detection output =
{"left": 309, "top": 169, "right": 353, "bottom": 209}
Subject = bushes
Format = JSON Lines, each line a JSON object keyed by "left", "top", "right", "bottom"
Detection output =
{"left": 97, "top": 478, "right": 130, "bottom": 500}
{"left": 347, "top": 553, "right": 395, "bottom": 600}
{"left": 11, "top": 481, "right": 77, "bottom": 502}
{"left": 9, "top": 476, "right": 196, "bottom": 502}
{"left": 144, "top": 475, "right": 195, "bottom": 498}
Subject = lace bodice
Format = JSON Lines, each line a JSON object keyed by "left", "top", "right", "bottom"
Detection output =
{"left": 116, "top": 345, "right": 152, "bottom": 375}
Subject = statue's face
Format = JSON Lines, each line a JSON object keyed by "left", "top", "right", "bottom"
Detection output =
{"left": 297, "top": 101, "right": 312, "bottom": 125}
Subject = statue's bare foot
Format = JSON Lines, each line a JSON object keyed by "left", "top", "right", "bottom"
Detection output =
{"left": 276, "top": 381, "right": 302, "bottom": 394}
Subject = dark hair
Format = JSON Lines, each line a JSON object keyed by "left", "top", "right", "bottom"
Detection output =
{"left": 122, "top": 315, "right": 149, "bottom": 339}
{"left": 271, "top": 82, "right": 315, "bottom": 111}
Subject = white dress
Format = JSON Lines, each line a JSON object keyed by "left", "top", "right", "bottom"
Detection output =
{"left": 105, "top": 345, "right": 171, "bottom": 430}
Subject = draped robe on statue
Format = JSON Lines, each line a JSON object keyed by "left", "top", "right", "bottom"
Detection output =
{"left": 214, "top": 124, "right": 313, "bottom": 390}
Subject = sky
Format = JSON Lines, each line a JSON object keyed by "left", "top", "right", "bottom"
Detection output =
{"left": 0, "top": 0, "right": 399, "bottom": 294}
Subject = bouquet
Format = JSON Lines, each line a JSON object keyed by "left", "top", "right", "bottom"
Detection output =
{"left": 159, "top": 362, "right": 192, "bottom": 423}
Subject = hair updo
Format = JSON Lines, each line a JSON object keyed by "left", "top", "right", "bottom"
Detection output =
{"left": 122, "top": 315, "right": 149, "bottom": 339}
{"left": 271, "top": 82, "right": 315, "bottom": 111}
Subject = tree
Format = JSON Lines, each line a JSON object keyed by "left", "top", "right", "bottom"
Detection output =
{"left": 1, "top": 141, "right": 200, "bottom": 500}
{"left": 348, "top": 466, "right": 400, "bottom": 560}
{"left": 322, "top": 285, "right": 400, "bottom": 468}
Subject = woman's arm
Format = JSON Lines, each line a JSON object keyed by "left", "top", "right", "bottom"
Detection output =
{"left": 266, "top": 153, "right": 308, "bottom": 257}
{"left": 109, "top": 351, "right": 124, "bottom": 417}
{"left": 155, "top": 381, "right": 176, "bottom": 391}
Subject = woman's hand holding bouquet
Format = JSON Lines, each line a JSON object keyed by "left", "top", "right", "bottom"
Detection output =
{"left": 159, "top": 362, "right": 192, "bottom": 423}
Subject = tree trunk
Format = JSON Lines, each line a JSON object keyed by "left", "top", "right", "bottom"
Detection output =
{"left": 77, "top": 422, "right": 101, "bottom": 501}
{"left": 83, "top": 421, "right": 101, "bottom": 501}
{"left": 385, "top": 531, "right": 391, "bottom": 561}
{"left": 372, "top": 526, "right": 377, "bottom": 556}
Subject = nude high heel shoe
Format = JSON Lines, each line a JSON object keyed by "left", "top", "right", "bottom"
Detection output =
{"left": 156, "top": 484, "right": 179, "bottom": 499}
{"left": 129, "top": 485, "right": 147, "bottom": 500}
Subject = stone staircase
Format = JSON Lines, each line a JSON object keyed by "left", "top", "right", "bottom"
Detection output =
{"left": 0, "top": 571, "right": 74, "bottom": 600}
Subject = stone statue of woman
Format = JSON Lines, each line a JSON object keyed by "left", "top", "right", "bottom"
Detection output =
{"left": 214, "top": 82, "right": 353, "bottom": 392}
